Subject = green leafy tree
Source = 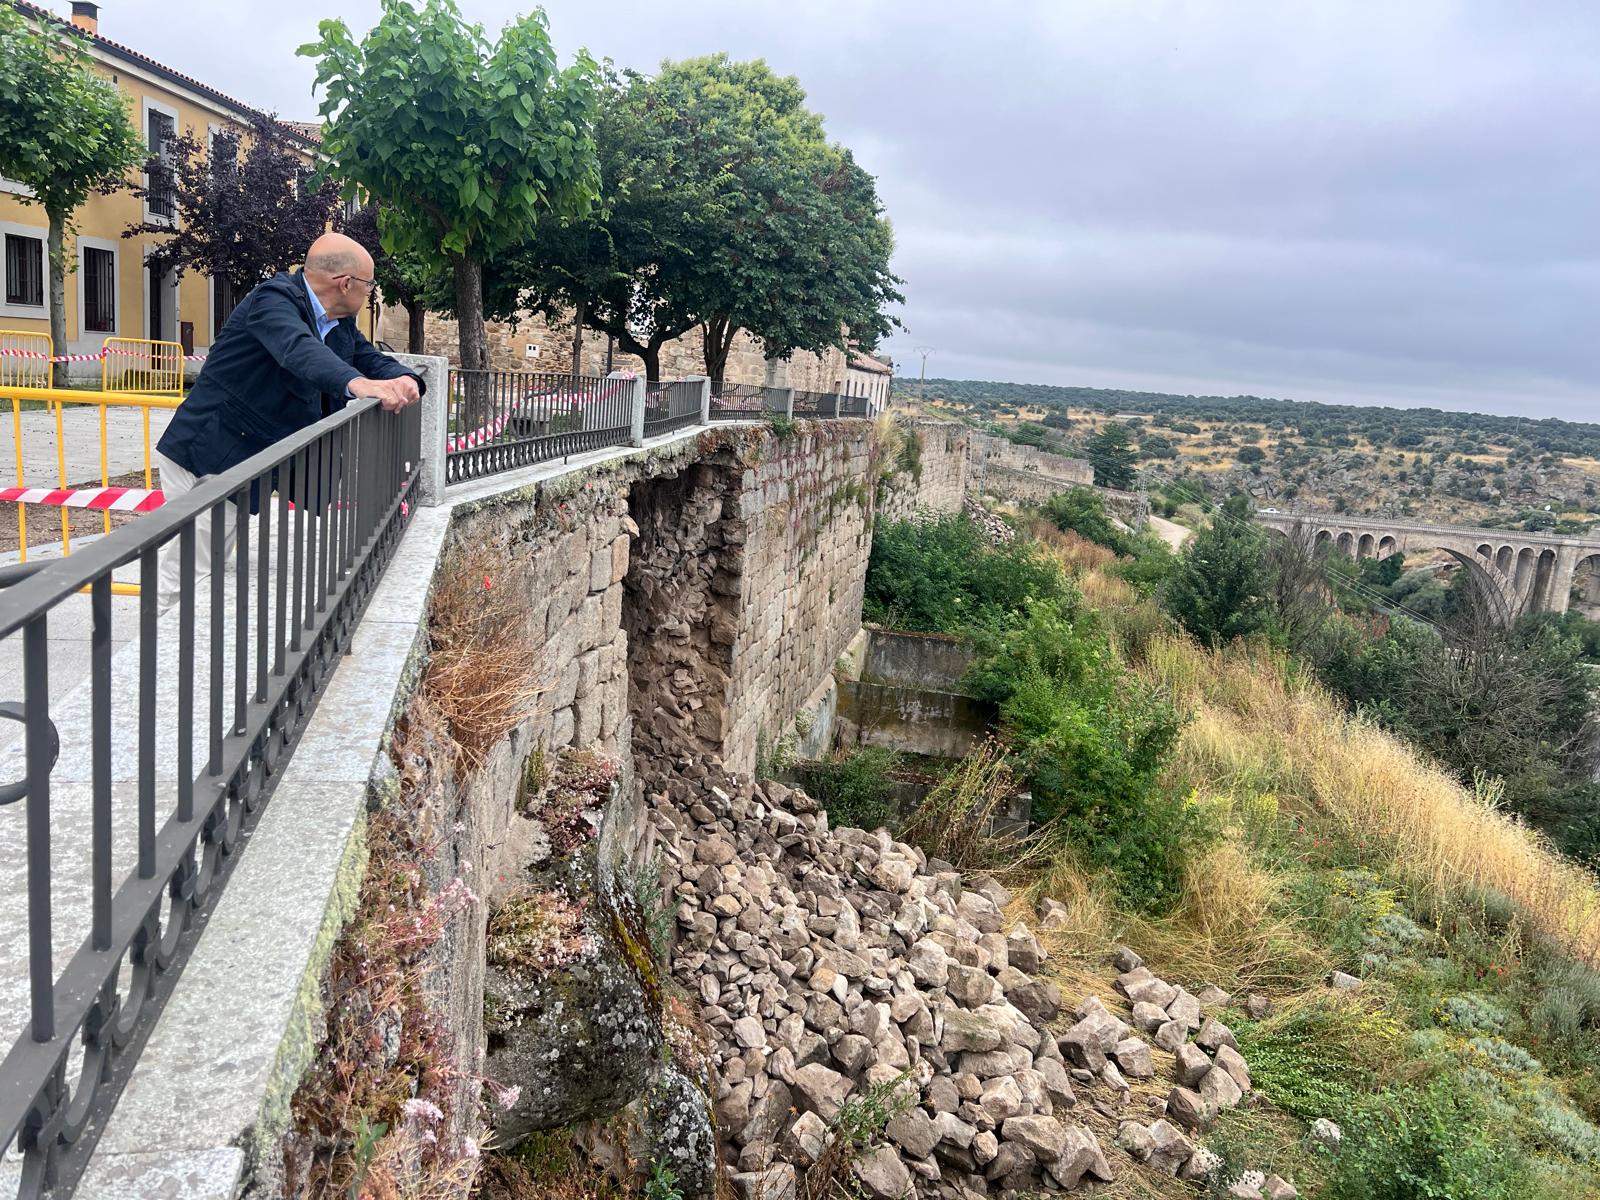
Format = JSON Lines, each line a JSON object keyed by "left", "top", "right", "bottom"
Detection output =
{"left": 1044, "top": 487, "right": 1131, "bottom": 555}
{"left": 1086, "top": 422, "right": 1138, "bottom": 489}
{"left": 300, "top": 0, "right": 601, "bottom": 381}
{"left": 1161, "top": 496, "right": 1273, "bottom": 646}
{"left": 511, "top": 56, "right": 901, "bottom": 383}
{"left": 0, "top": 4, "right": 143, "bottom": 384}
{"left": 341, "top": 202, "right": 449, "bottom": 353}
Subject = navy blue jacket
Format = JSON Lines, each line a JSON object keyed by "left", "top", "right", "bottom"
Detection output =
{"left": 156, "top": 271, "right": 424, "bottom": 478}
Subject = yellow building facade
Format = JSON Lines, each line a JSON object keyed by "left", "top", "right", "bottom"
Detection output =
{"left": 0, "top": 1, "right": 359, "bottom": 377}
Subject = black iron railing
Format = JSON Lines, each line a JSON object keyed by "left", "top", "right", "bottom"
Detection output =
{"left": 708, "top": 382, "right": 790, "bottom": 422}
{"left": 445, "top": 369, "right": 635, "bottom": 485}
{"left": 644, "top": 380, "right": 702, "bottom": 438}
{"left": 837, "top": 392, "right": 871, "bottom": 418}
{"left": 792, "top": 390, "right": 839, "bottom": 418}
{"left": 0, "top": 396, "right": 419, "bottom": 1197}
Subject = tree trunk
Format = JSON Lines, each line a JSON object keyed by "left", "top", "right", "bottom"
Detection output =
{"left": 452, "top": 255, "right": 490, "bottom": 428}
{"left": 570, "top": 301, "right": 584, "bottom": 381}
{"left": 406, "top": 300, "right": 427, "bottom": 354}
{"left": 701, "top": 316, "right": 738, "bottom": 386}
{"left": 47, "top": 211, "right": 67, "bottom": 388}
{"left": 641, "top": 343, "right": 662, "bottom": 386}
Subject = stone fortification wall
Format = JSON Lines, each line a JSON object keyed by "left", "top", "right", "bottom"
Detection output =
{"left": 724, "top": 422, "right": 877, "bottom": 774}
{"left": 969, "top": 434, "right": 1094, "bottom": 487}
{"left": 877, "top": 419, "right": 972, "bottom": 525}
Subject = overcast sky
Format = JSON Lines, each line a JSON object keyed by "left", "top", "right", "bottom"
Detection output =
{"left": 84, "top": 0, "right": 1600, "bottom": 420}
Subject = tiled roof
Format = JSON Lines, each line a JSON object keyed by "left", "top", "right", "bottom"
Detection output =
{"left": 849, "top": 350, "right": 894, "bottom": 376}
{"left": 9, "top": 1, "right": 318, "bottom": 146}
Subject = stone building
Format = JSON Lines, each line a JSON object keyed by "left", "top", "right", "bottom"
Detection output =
{"left": 377, "top": 304, "right": 893, "bottom": 396}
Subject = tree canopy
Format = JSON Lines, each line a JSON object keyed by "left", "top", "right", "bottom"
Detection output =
{"left": 1085, "top": 422, "right": 1138, "bottom": 489}
{"left": 0, "top": 4, "right": 143, "bottom": 381}
{"left": 299, "top": 0, "right": 601, "bottom": 372}
{"left": 125, "top": 116, "right": 341, "bottom": 320}
{"left": 507, "top": 55, "right": 901, "bottom": 381}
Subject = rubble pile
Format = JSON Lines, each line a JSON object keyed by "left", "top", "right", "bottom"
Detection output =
{"left": 641, "top": 753, "right": 1301, "bottom": 1199}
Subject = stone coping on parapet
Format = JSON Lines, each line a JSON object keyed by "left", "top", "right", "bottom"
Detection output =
{"left": 66, "top": 421, "right": 748, "bottom": 1200}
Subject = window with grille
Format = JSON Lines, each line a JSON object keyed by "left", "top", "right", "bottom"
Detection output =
{"left": 4, "top": 232, "right": 44, "bottom": 307}
{"left": 213, "top": 275, "right": 237, "bottom": 337}
{"left": 147, "top": 108, "right": 177, "bottom": 219}
{"left": 83, "top": 246, "right": 116, "bottom": 332}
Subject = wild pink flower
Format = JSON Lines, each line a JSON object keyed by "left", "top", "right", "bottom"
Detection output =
{"left": 403, "top": 1098, "right": 444, "bottom": 1123}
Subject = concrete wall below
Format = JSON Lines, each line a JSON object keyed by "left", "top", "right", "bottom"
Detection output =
{"left": 835, "top": 679, "right": 993, "bottom": 759}
{"left": 861, "top": 626, "right": 975, "bottom": 692}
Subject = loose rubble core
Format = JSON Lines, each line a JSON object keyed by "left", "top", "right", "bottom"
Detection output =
{"left": 643, "top": 753, "right": 1298, "bottom": 1200}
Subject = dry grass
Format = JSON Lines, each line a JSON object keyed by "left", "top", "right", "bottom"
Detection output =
{"left": 901, "top": 738, "right": 1046, "bottom": 878}
{"left": 1141, "top": 627, "right": 1600, "bottom": 967}
{"left": 424, "top": 540, "right": 544, "bottom": 771}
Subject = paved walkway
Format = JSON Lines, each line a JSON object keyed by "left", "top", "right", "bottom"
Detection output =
{"left": 0, "top": 404, "right": 175, "bottom": 488}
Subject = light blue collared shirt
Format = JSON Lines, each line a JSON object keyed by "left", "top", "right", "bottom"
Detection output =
{"left": 303, "top": 275, "right": 338, "bottom": 342}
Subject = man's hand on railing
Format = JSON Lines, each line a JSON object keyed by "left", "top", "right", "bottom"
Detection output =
{"left": 349, "top": 375, "right": 420, "bottom": 412}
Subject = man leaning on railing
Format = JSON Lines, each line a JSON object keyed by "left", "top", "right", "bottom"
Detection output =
{"left": 152, "top": 232, "right": 424, "bottom": 610}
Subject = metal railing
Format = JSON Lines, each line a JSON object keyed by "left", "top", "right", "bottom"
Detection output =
{"left": 0, "top": 395, "right": 420, "bottom": 1197}
{"left": 100, "top": 339, "right": 185, "bottom": 397}
{"left": 792, "top": 390, "right": 840, "bottom": 418}
{"left": 5, "top": 387, "right": 182, "bottom": 584}
{"left": 0, "top": 331, "right": 52, "bottom": 391}
{"left": 643, "top": 379, "right": 702, "bottom": 438}
{"left": 445, "top": 369, "right": 635, "bottom": 485}
{"left": 708, "top": 382, "right": 790, "bottom": 422}
{"left": 836, "top": 392, "right": 871, "bottom": 418}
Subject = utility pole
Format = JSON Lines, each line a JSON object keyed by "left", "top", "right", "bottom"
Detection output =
{"left": 915, "top": 345, "right": 934, "bottom": 383}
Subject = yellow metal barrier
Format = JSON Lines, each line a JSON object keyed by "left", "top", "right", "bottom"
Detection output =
{"left": 101, "top": 337, "right": 185, "bottom": 396}
{"left": 0, "top": 329, "right": 52, "bottom": 390}
{"left": 5, "top": 384, "right": 182, "bottom": 595}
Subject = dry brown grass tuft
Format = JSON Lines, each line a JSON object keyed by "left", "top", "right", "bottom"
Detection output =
{"left": 1143, "top": 629, "right": 1600, "bottom": 967}
{"left": 902, "top": 738, "right": 1047, "bottom": 879}
{"left": 424, "top": 539, "right": 544, "bottom": 771}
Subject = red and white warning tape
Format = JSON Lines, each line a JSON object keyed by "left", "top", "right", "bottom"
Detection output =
{"left": 445, "top": 379, "right": 635, "bottom": 455}
{"left": 0, "top": 347, "right": 207, "bottom": 364}
{"left": 0, "top": 484, "right": 166, "bottom": 512}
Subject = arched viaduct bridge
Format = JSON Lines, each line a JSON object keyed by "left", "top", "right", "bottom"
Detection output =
{"left": 1254, "top": 511, "right": 1600, "bottom": 615}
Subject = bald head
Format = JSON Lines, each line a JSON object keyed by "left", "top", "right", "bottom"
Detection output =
{"left": 303, "top": 232, "right": 376, "bottom": 318}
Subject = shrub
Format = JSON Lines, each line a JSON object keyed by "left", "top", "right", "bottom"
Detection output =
{"left": 968, "top": 599, "right": 1191, "bottom": 909}
{"left": 863, "top": 514, "right": 1065, "bottom": 633}
{"left": 805, "top": 747, "right": 902, "bottom": 833}
{"left": 1043, "top": 487, "right": 1131, "bottom": 555}
{"left": 1318, "top": 1080, "right": 1535, "bottom": 1200}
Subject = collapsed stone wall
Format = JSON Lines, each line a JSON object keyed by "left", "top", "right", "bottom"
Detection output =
{"left": 878, "top": 420, "right": 973, "bottom": 525}
{"left": 623, "top": 464, "right": 745, "bottom": 758}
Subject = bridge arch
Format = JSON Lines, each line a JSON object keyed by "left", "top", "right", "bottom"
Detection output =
{"left": 1573, "top": 553, "right": 1600, "bottom": 615}
{"left": 1357, "top": 533, "right": 1376, "bottom": 559}
{"left": 1336, "top": 531, "right": 1355, "bottom": 557}
{"left": 1495, "top": 545, "right": 1515, "bottom": 576}
{"left": 1378, "top": 534, "right": 1397, "bottom": 557}
{"left": 1532, "top": 548, "right": 1557, "bottom": 611}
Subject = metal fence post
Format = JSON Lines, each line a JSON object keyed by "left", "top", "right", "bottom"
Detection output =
{"left": 628, "top": 373, "right": 646, "bottom": 447}
{"left": 391, "top": 352, "right": 450, "bottom": 506}
{"left": 783, "top": 388, "right": 795, "bottom": 419}
{"left": 695, "top": 375, "right": 712, "bottom": 426}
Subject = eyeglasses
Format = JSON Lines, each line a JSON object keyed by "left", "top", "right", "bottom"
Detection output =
{"left": 339, "top": 273, "right": 376, "bottom": 291}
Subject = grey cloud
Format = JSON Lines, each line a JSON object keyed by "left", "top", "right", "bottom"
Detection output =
{"left": 86, "top": 0, "right": 1600, "bottom": 418}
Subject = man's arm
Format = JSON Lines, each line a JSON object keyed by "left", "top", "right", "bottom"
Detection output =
{"left": 351, "top": 327, "right": 427, "bottom": 396}
{"left": 244, "top": 287, "right": 365, "bottom": 397}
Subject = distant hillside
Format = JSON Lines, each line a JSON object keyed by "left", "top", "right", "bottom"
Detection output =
{"left": 896, "top": 376, "right": 1600, "bottom": 531}
{"left": 895, "top": 377, "right": 1600, "bottom": 459}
